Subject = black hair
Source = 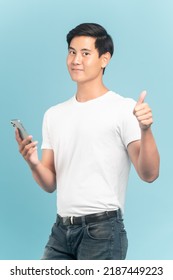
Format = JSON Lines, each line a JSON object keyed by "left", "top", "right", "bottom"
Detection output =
{"left": 66, "top": 23, "right": 114, "bottom": 73}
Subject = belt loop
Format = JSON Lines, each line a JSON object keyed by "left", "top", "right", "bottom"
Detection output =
{"left": 117, "top": 208, "right": 122, "bottom": 219}
{"left": 81, "top": 216, "right": 86, "bottom": 226}
{"left": 56, "top": 214, "right": 60, "bottom": 225}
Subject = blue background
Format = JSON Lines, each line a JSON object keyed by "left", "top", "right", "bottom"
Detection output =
{"left": 0, "top": 0, "right": 172, "bottom": 260}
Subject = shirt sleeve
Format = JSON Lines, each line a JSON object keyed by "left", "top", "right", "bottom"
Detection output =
{"left": 121, "top": 98, "right": 141, "bottom": 148}
{"left": 41, "top": 110, "right": 53, "bottom": 150}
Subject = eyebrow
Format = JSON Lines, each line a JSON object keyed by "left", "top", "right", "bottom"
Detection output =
{"left": 68, "top": 46, "right": 92, "bottom": 52}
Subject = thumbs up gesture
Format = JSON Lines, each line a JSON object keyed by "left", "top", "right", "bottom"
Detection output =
{"left": 133, "top": 91, "right": 153, "bottom": 130}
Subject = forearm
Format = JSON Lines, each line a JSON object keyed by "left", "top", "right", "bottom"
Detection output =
{"left": 15, "top": 129, "right": 56, "bottom": 191}
{"left": 138, "top": 128, "right": 160, "bottom": 182}
{"left": 29, "top": 161, "right": 56, "bottom": 193}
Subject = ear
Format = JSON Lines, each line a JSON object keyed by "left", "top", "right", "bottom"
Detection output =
{"left": 101, "top": 52, "right": 111, "bottom": 68}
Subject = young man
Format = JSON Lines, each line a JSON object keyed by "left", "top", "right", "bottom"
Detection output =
{"left": 15, "top": 23, "right": 160, "bottom": 260}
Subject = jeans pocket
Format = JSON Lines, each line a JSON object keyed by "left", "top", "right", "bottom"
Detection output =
{"left": 117, "top": 218, "right": 128, "bottom": 259}
{"left": 119, "top": 227, "right": 128, "bottom": 259}
{"left": 86, "top": 220, "right": 112, "bottom": 240}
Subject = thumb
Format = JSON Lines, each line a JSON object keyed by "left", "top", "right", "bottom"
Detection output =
{"left": 136, "top": 90, "right": 147, "bottom": 105}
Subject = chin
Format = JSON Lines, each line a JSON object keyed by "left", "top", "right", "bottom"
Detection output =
{"left": 71, "top": 77, "right": 80, "bottom": 82}
{"left": 70, "top": 75, "right": 84, "bottom": 83}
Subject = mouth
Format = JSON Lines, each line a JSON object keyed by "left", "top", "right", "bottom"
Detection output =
{"left": 71, "top": 68, "right": 83, "bottom": 71}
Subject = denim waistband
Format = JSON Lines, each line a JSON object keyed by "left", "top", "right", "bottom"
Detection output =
{"left": 56, "top": 209, "right": 121, "bottom": 226}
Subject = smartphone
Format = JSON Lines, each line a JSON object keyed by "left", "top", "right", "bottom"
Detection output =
{"left": 11, "top": 119, "right": 31, "bottom": 141}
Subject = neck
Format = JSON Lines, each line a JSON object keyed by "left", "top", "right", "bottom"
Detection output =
{"left": 76, "top": 80, "right": 109, "bottom": 102}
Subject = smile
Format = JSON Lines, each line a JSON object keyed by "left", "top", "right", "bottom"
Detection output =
{"left": 71, "top": 68, "right": 84, "bottom": 71}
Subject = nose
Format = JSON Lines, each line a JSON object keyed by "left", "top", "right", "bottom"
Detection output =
{"left": 72, "top": 53, "right": 82, "bottom": 65}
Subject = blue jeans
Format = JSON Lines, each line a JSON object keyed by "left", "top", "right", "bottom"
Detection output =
{"left": 41, "top": 209, "right": 128, "bottom": 260}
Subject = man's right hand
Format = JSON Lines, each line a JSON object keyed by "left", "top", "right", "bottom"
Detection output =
{"left": 15, "top": 129, "right": 56, "bottom": 192}
{"left": 15, "top": 128, "right": 39, "bottom": 168}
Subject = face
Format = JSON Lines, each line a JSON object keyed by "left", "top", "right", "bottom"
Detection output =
{"left": 66, "top": 36, "right": 110, "bottom": 84}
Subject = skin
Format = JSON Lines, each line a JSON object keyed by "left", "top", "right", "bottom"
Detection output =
{"left": 130, "top": 90, "right": 160, "bottom": 182}
{"left": 15, "top": 35, "right": 160, "bottom": 193}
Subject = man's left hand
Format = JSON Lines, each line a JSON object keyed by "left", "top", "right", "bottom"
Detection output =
{"left": 133, "top": 90, "right": 153, "bottom": 130}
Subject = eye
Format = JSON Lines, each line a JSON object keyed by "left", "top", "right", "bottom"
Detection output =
{"left": 82, "top": 52, "right": 90, "bottom": 56}
{"left": 68, "top": 50, "right": 76, "bottom": 55}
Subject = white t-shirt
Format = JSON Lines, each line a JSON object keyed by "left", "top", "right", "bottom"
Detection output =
{"left": 41, "top": 91, "right": 141, "bottom": 216}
